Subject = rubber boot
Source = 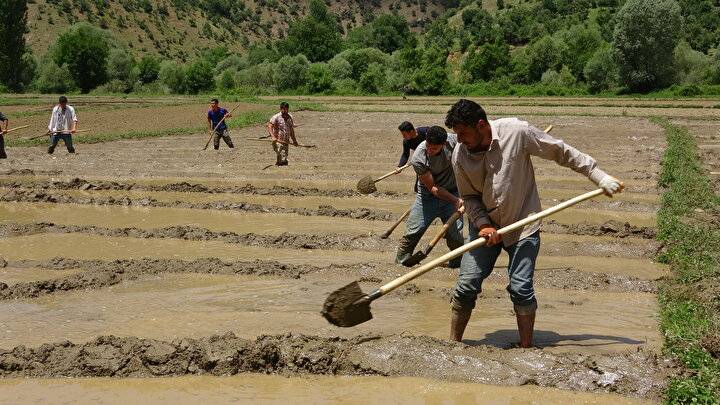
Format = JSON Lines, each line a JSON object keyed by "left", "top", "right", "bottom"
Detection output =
{"left": 47, "top": 146, "right": 55, "bottom": 154}
{"left": 450, "top": 307, "right": 472, "bottom": 342}
{"left": 515, "top": 312, "right": 536, "bottom": 348}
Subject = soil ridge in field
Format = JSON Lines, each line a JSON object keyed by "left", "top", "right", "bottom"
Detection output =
{"left": 0, "top": 333, "right": 674, "bottom": 399}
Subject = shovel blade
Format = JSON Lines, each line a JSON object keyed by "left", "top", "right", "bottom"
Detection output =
{"left": 321, "top": 281, "right": 373, "bottom": 327}
{"left": 356, "top": 176, "right": 377, "bottom": 194}
{"left": 400, "top": 246, "right": 431, "bottom": 267}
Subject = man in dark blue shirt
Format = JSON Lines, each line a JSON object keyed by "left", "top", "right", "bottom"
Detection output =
{"left": 397, "top": 121, "right": 428, "bottom": 167}
{"left": 207, "top": 98, "right": 234, "bottom": 150}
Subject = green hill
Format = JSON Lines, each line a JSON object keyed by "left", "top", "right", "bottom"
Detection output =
{"left": 27, "top": 0, "right": 455, "bottom": 61}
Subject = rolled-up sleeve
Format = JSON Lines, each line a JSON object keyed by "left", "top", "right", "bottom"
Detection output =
{"left": 524, "top": 125, "right": 607, "bottom": 185}
{"left": 453, "top": 159, "right": 491, "bottom": 228}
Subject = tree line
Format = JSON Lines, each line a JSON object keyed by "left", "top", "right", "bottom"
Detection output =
{"left": 1, "top": 0, "right": 719, "bottom": 96}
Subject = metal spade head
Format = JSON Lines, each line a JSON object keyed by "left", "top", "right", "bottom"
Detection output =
{"left": 400, "top": 246, "right": 430, "bottom": 267}
{"left": 321, "top": 281, "right": 373, "bottom": 327}
{"left": 356, "top": 176, "right": 377, "bottom": 194}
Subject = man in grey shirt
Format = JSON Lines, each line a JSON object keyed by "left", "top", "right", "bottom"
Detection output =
{"left": 396, "top": 126, "right": 465, "bottom": 268}
{"left": 444, "top": 99, "right": 623, "bottom": 347}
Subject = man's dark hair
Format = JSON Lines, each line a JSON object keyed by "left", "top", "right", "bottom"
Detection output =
{"left": 398, "top": 121, "right": 414, "bottom": 132}
{"left": 444, "top": 99, "right": 488, "bottom": 128}
{"left": 210, "top": 98, "right": 219, "bottom": 104}
{"left": 426, "top": 126, "right": 448, "bottom": 145}
{"left": 59, "top": 96, "right": 68, "bottom": 103}
{"left": 280, "top": 102, "right": 289, "bottom": 109}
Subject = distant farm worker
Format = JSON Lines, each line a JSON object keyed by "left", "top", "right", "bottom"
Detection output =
{"left": 266, "top": 102, "right": 299, "bottom": 166}
{"left": 444, "top": 99, "right": 624, "bottom": 348}
{"left": 397, "top": 121, "right": 428, "bottom": 170}
{"left": 0, "top": 111, "right": 8, "bottom": 159}
{"left": 396, "top": 126, "right": 464, "bottom": 268}
{"left": 47, "top": 96, "right": 77, "bottom": 154}
{"left": 207, "top": 98, "right": 234, "bottom": 150}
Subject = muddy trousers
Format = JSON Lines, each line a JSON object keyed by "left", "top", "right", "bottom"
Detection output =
{"left": 48, "top": 133, "right": 74, "bottom": 154}
{"left": 0, "top": 135, "right": 6, "bottom": 159}
{"left": 452, "top": 226, "right": 540, "bottom": 314}
{"left": 273, "top": 141, "right": 289, "bottom": 165}
{"left": 213, "top": 128, "right": 234, "bottom": 150}
{"left": 396, "top": 192, "right": 464, "bottom": 268}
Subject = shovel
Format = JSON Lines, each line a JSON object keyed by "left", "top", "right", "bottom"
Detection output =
{"left": 357, "top": 164, "right": 411, "bottom": 195}
{"left": 245, "top": 138, "right": 316, "bottom": 148}
{"left": 321, "top": 187, "right": 609, "bottom": 327}
{"left": 1, "top": 125, "right": 30, "bottom": 135}
{"left": 401, "top": 207, "right": 464, "bottom": 267}
{"left": 28, "top": 129, "right": 89, "bottom": 140}
{"left": 380, "top": 207, "right": 412, "bottom": 239}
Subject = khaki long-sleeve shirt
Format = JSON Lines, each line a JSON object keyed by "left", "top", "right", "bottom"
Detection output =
{"left": 452, "top": 118, "right": 608, "bottom": 246}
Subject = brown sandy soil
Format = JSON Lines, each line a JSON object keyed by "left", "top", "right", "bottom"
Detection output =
{"left": 0, "top": 99, "right": 674, "bottom": 401}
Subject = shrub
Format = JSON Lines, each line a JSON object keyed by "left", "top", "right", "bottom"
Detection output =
{"left": 215, "top": 68, "right": 236, "bottom": 91}
{"left": 583, "top": 46, "right": 619, "bottom": 92}
{"left": 338, "top": 47, "right": 389, "bottom": 80}
{"left": 673, "top": 40, "right": 713, "bottom": 85}
{"left": 327, "top": 55, "right": 352, "bottom": 80}
{"left": 106, "top": 48, "right": 135, "bottom": 83}
{"left": 272, "top": 54, "right": 309, "bottom": 90}
{"left": 358, "top": 62, "right": 385, "bottom": 94}
{"left": 34, "top": 59, "right": 76, "bottom": 93}
{"left": 306, "top": 63, "right": 334, "bottom": 93}
{"left": 236, "top": 62, "right": 274, "bottom": 89}
{"left": 136, "top": 55, "right": 160, "bottom": 84}
{"left": 158, "top": 60, "right": 186, "bottom": 93}
{"left": 184, "top": 59, "right": 214, "bottom": 94}
{"left": 462, "top": 42, "right": 510, "bottom": 83}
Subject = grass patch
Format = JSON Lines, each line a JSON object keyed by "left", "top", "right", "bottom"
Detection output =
{"left": 653, "top": 117, "right": 720, "bottom": 404}
{"left": 7, "top": 109, "right": 273, "bottom": 147}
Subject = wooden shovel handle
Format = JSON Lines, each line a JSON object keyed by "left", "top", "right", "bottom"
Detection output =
{"left": 377, "top": 188, "right": 605, "bottom": 295}
{"left": 375, "top": 163, "right": 410, "bottom": 182}
{"left": 426, "top": 207, "right": 464, "bottom": 248}
{"left": 381, "top": 207, "right": 411, "bottom": 239}
{"left": 2, "top": 125, "right": 30, "bottom": 134}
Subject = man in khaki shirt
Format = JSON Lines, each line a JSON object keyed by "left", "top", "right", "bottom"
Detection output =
{"left": 444, "top": 99, "right": 623, "bottom": 347}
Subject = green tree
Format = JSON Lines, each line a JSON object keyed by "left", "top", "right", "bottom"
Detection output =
{"left": 556, "top": 24, "right": 604, "bottom": 79}
{"left": 463, "top": 42, "right": 510, "bottom": 83}
{"left": 52, "top": 23, "right": 111, "bottom": 93}
{"left": 583, "top": 46, "right": 619, "bottom": 92}
{"left": 526, "top": 35, "right": 564, "bottom": 82}
{"left": 306, "top": 63, "right": 334, "bottom": 93}
{"left": 215, "top": 69, "right": 236, "bottom": 91}
{"left": 338, "top": 47, "right": 389, "bottom": 81}
{"left": 327, "top": 55, "right": 352, "bottom": 80}
{"left": 613, "top": 0, "right": 682, "bottom": 92}
{"left": 462, "top": 7, "right": 499, "bottom": 45}
{"left": 185, "top": 59, "right": 214, "bottom": 94}
{"left": 346, "top": 14, "right": 414, "bottom": 54}
{"left": 413, "top": 46, "right": 448, "bottom": 95}
{"left": 137, "top": 55, "right": 160, "bottom": 84}
{"left": 272, "top": 54, "right": 309, "bottom": 90}
{"left": 673, "top": 40, "right": 712, "bottom": 85}
{"left": 0, "top": 0, "right": 29, "bottom": 91}
{"left": 283, "top": 0, "right": 341, "bottom": 62}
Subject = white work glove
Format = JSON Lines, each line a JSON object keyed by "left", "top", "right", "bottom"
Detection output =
{"left": 599, "top": 175, "right": 624, "bottom": 197}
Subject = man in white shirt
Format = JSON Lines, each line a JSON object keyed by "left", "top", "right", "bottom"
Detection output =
{"left": 266, "top": 102, "right": 299, "bottom": 166}
{"left": 47, "top": 96, "right": 78, "bottom": 154}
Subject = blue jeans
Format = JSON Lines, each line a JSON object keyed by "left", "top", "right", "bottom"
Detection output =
{"left": 452, "top": 223, "right": 540, "bottom": 312}
{"left": 395, "top": 192, "right": 464, "bottom": 268}
{"left": 48, "top": 133, "right": 74, "bottom": 153}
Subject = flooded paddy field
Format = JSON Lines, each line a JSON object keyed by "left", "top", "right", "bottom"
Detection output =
{"left": 1, "top": 95, "right": 708, "bottom": 403}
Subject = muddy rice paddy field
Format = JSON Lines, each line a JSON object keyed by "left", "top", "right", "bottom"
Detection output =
{"left": 0, "top": 95, "right": 718, "bottom": 403}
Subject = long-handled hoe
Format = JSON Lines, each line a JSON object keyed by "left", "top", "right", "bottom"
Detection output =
{"left": 321, "top": 187, "right": 611, "bottom": 327}
{"left": 357, "top": 164, "right": 411, "bottom": 195}
{"left": 1, "top": 125, "right": 30, "bottom": 134}
{"left": 28, "top": 129, "right": 90, "bottom": 140}
{"left": 203, "top": 102, "right": 243, "bottom": 150}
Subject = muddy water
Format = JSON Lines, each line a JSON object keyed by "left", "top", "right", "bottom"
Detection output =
{"left": 0, "top": 375, "right": 653, "bottom": 405}
{"left": 0, "top": 202, "right": 387, "bottom": 235}
{"left": 0, "top": 266, "right": 83, "bottom": 285}
{"left": 0, "top": 233, "right": 382, "bottom": 266}
{"left": 0, "top": 273, "right": 660, "bottom": 354}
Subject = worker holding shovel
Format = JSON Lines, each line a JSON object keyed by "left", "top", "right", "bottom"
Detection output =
{"left": 207, "top": 98, "right": 234, "bottom": 150}
{"left": 47, "top": 96, "right": 77, "bottom": 154}
{"left": 445, "top": 99, "right": 624, "bottom": 348}
{"left": 395, "top": 126, "right": 465, "bottom": 268}
{"left": 397, "top": 121, "right": 428, "bottom": 169}
{"left": 0, "top": 111, "right": 8, "bottom": 159}
{"left": 266, "top": 102, "right": 299, "bottom": 166}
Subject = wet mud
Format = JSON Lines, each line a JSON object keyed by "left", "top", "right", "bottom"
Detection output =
{"left": 0, "top": 190, "right": 397, "bottom": 221}
{"left": 0, "top": 223, "right": 392, "bottom": 252}
{"left": 544, "top": 220, "right": 657, "bottom": 239}
{"left": 0, "top": 333, "right": 676, "bottom": 399}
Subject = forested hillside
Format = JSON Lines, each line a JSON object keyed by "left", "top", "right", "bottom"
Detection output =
{"left": 1, "top": 0, "right": 719, "bottom": 95}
